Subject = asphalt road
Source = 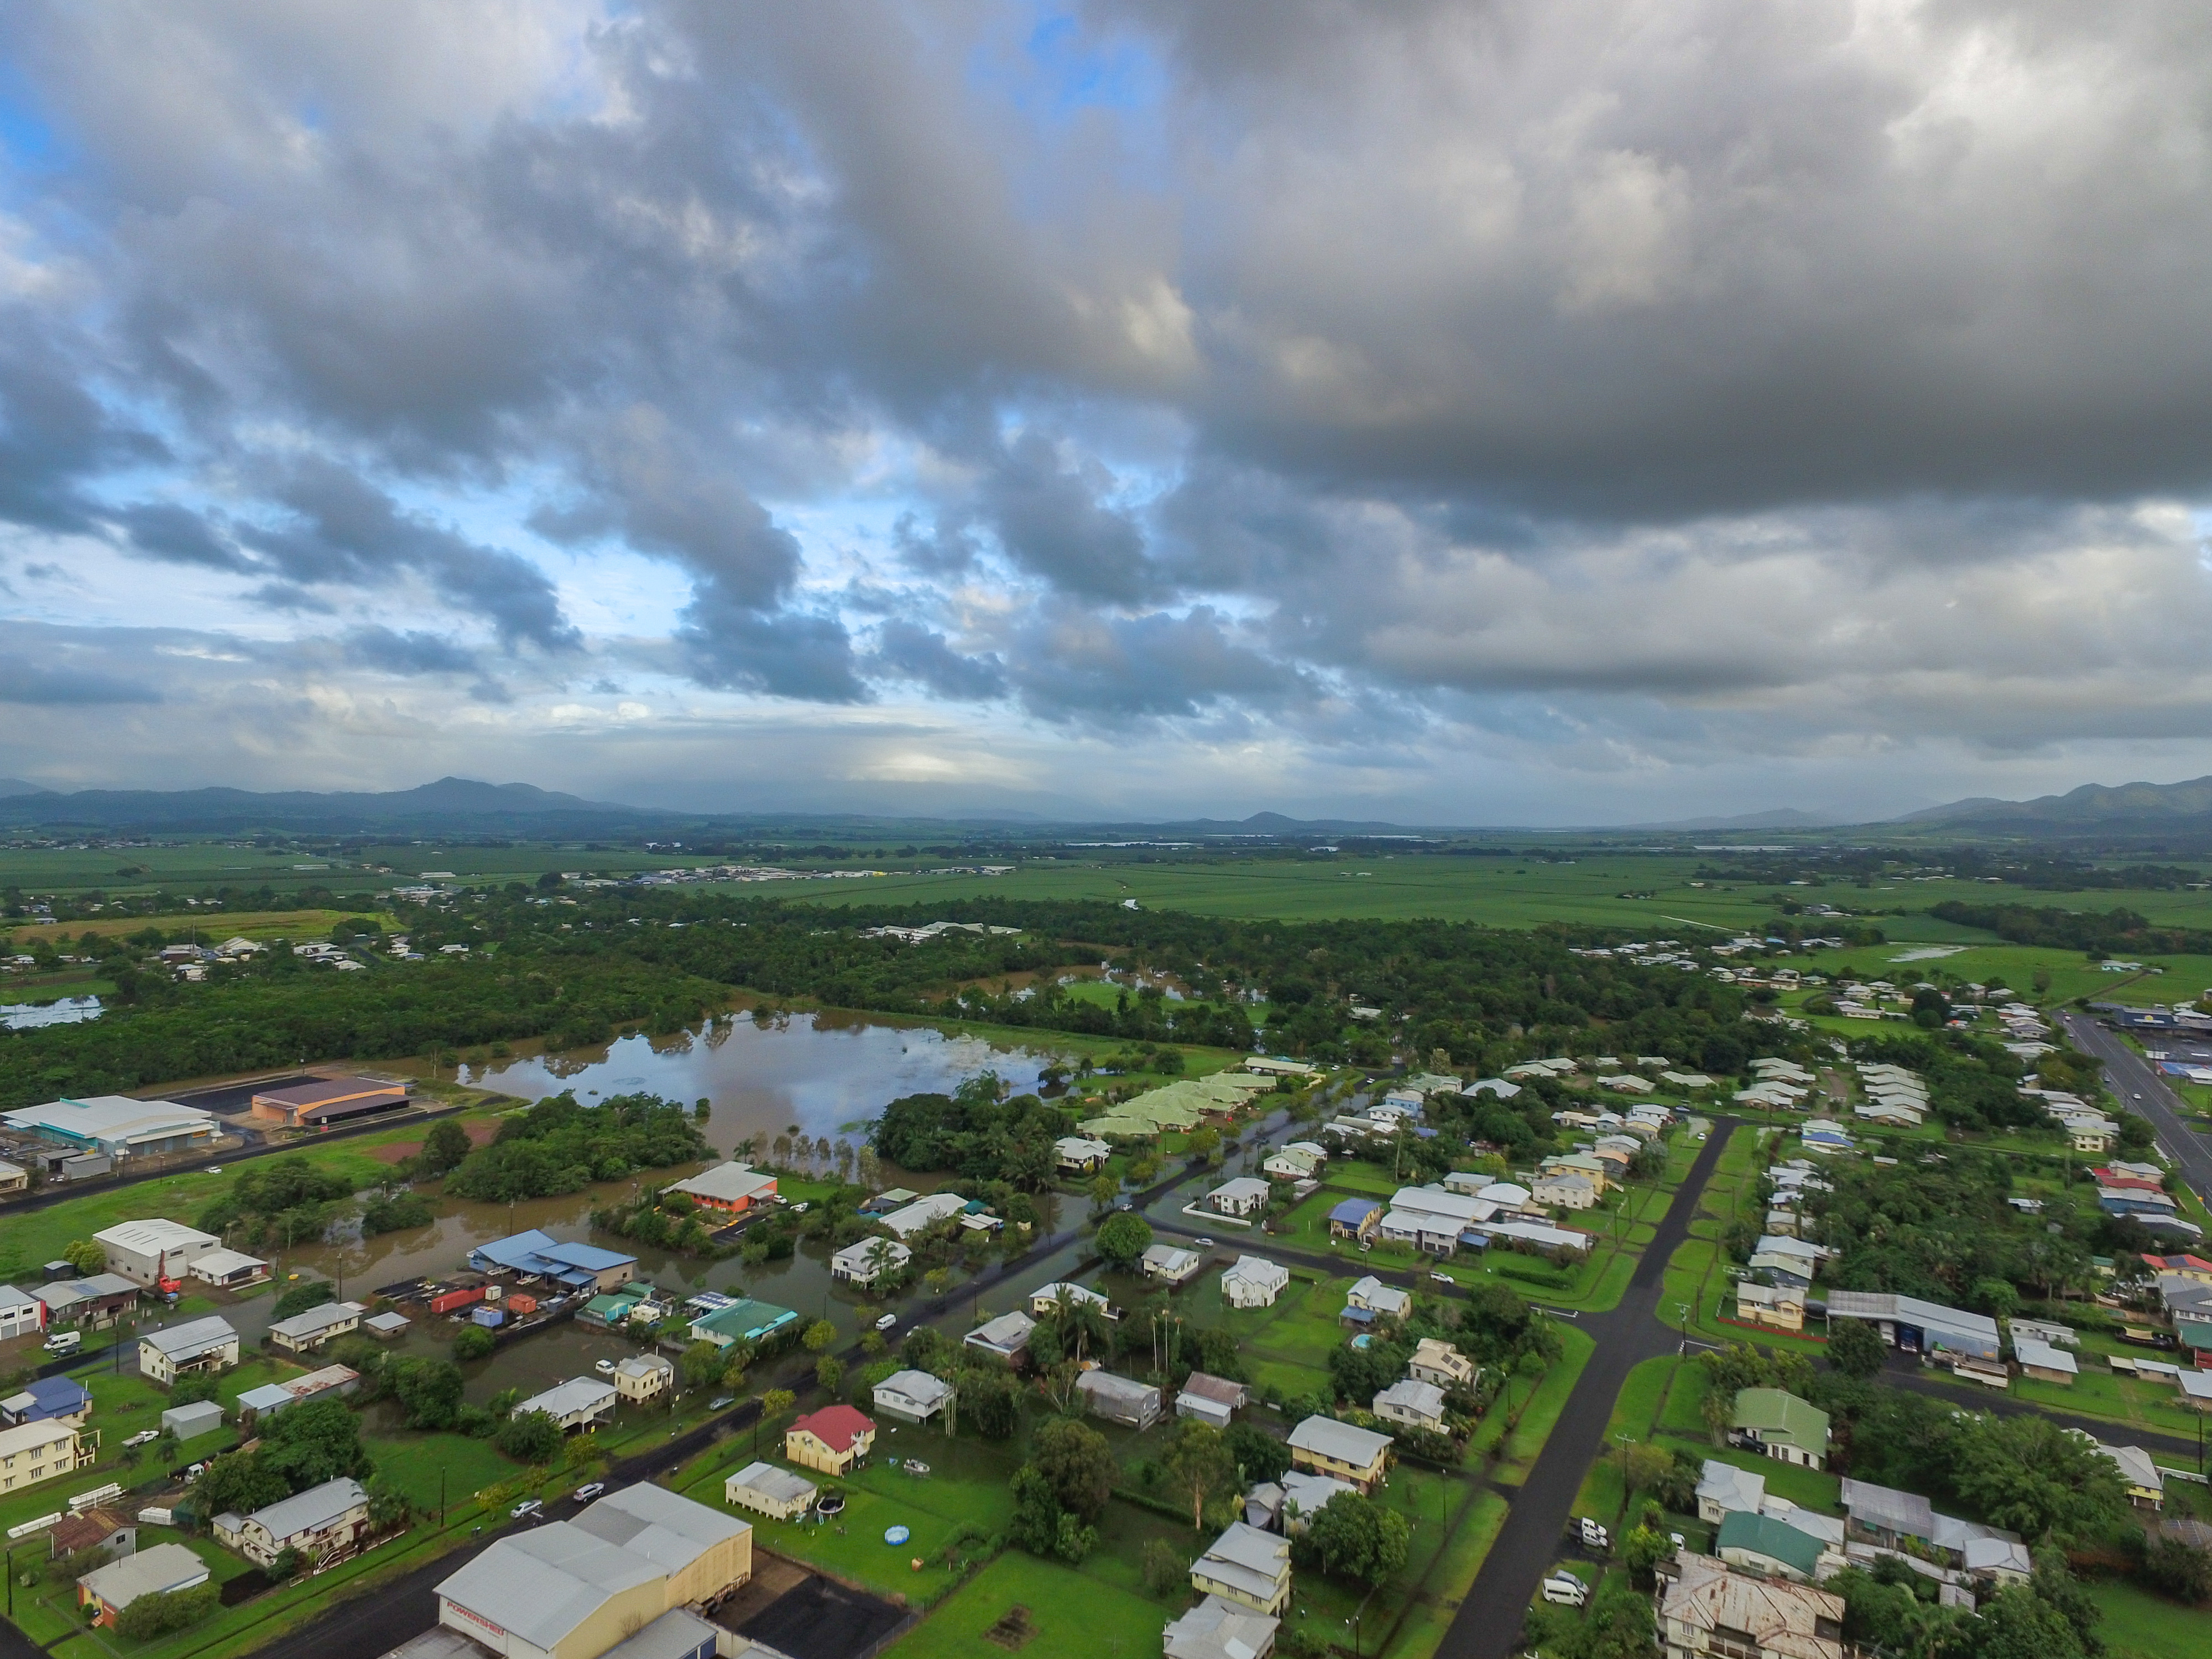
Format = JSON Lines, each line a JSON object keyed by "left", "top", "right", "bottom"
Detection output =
{"left": 1436, "top": 1120, "right": 1738, "bottom": 1659}
{"left": 2060, "top": 1009, "right": 2212, "bottom": 1210}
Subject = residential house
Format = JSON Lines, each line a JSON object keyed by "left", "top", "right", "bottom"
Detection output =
{"left": 1189, "top": 1522, "right": 1293, "bottom": 1617}
{"left": 2100, "top": 1444, "right": 2165, "bottom": 1510}
{"left": 0, "top": 1160, "right": 23, "bottom": 1197}
{"left": 1716, "top": 1511, "right": 1827, "bottom": 1585}
{"left": 963, "top": 1311, "right": 1035, "bottom": 1365}
{"left": 2014, "top": 1338, "right": 2077, "bottom": 1385}
{"left": 0, "top": 1417, "right": 91, "bottom": 1494}
{"left": 878, "top": 1192, "right": 969, "bottom": 1240}
{"left": 1176, "top": 1373, "right": 1248, "bottom": 1430}
{"left": 137, "top": 1316, "right": 238, "bottom": 1386}
{"left": 1696, "top": 1461, "right": 1766, "bottom": 1526}
{"left": 1222, "top": 1256, "right": 1292, "bottom": 1310}
{"left": 267, "top": 1300, "right": 363, "bottom": 1354}
{"left": 1373, "top": 1379, "right": 1447, "bottom": 1432}
{"left": 1243, "top": 1056, "right": 1316, "bottom": 1078}
{"left": 236, "top": 1364, "right": 360, "bottom": 1427}
{"left": 1326, "top": 1199, "right": 1383, "bottom": 1244}
{"left": 784, "top": 1405, "right": 875, "bottom": 1476}
{"left": 613, "top": 1354, "right": 674, "bottom": 1404}
{"left": 1287, "top": 1416, "right": 1391, "bottom": 1494}
{"left": 76, "top": 1544, "right": 208, "bottom": 1627}
{"left": 1657, "top": 1556, "right": 1844, "bottom": 1659}
{"left": 1030, "top": 1282, "right": 1114, "bottom": 1320}
{"left": 1142, "top": 1244, "right": 1205, "bottom": 1286}
{"left": 213, "top": 1477, "right": 372, "bottom": 1567}
{"left": 1734, "top": 1282, "right": 1806, "bottom": 1333}
{"left": 1207, "top": 1178, "right": 1272, "bottom": 1218}
{"left": 0, "top": 1285, "right": 43, "bottom": 1342}
{"left": 93, "top": 1219, "right": 222, "bottom": 1287}
{"left": 1342, "top": 1276, "right": 1410, "bottom": 1325}
{"left": 1745, "top": 1236, "right": 1825, "bottom": 1289}
{"left": 1163, "top": 1595, "right": 1280, "bottom": 1659}
{"left": 514, "top": 1378, "right": 619, "bottom": 1433}
{"left": 1378, "top": 1185, "right": 1489, "bottom": 1255}
{"left": 1839, "top": 1479, "right": 2025, "bottom": 1567}
{"left": 1054, "top": 1136, "right": 1113, "bottom": 1175}
{"left": 48, "top": 1508, "right": 135, "bottom": 1560}
{"left": 662, "top": 1163, "right": 779, "bottom": 1217}
{"left": 1532, "top": 1171, "right": 1597, "bottom": 1212}
{"left": 1277, "top": 1470, "right": 1359, "bottom": 1532}
{"left": 687, "top": 1297, "right": 799, "bottom": 1351}
{"left": 0, "top": 1377, "right": 90, "bottom": 1427}
{"left": 1078, "top": 1370, "right": 1162, "bottom": 1430}
{"left": 1408, "top": 1338, "right": 1476, "bottom": 1393}
{"left": 872, "top": 1369, "right": 954, "bottom": 1425}
{"left": 1731, "top": 1390, "right": 1830, "bottom": 1470}
{"left": 723, "top": 1462, "right": 816, "bottom": 1522}
{"left": 1262, "top": 1145, "right": 1324, "bottom": 1182}
{"left": 190, "top": 1248, "right": 270, "bottom": 1288}
{"left": 1541, "top": 1153, "right": 1613, "bottom": 1194}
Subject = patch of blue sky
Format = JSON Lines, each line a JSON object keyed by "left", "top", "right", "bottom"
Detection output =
{"left": 0, "top": 69, "right": 63, "bottom": 174}
{"left": 1015, "top": 6, "right": 1162, "bottom": 121}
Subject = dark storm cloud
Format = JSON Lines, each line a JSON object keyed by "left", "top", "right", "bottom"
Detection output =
{"left": 1007, "top": 603, "right": 1306, "bottom": 723}
{"left": 870, "top": 620, "right": 1008, "bottom": 701}
{"left": 0, "top": 653, "right": 161, "bottom": 706}
{"left": 108, "top": 502, "right": 251, "bottom": 571}
{"left": 341, "top": 626, "right": 481, "bottom": 676}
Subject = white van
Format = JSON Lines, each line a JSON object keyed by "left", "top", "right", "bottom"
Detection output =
{"left": 43, "top": 1331, "right": 81, "bottom": 1357}
{"left": 1541, "top": 1574, "right": 1589, "bottom": 1608}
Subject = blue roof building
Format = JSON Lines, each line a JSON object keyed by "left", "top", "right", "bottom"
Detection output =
{"left": 1328, "top": 1198, "right": 1383, "bottom": 1242}
{"left": 1, "top": 1375, "right": 91, "bottom": 1426}
{"left": 467, "top": 1230, "right": 637, "bottom": 1292}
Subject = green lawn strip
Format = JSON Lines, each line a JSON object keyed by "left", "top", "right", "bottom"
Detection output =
{"left": 2088, "top": 1575, "right": 2212, "bottom": 1658}
{"left": 2008, "top": 1370, "right": 2205, "bottom": 1441}
{"left": 1657, "top": 1363, "right": 1710, "bottom": 1437}
{"left": 1380, "top": 1488, "right": 1511, "bottom": 1659}
{"left": 1495, "top": 1326, "right": 1595, "bottom": 1485}
{"left": 880, "top": 1552, "right": 1166, "bottom": 1659}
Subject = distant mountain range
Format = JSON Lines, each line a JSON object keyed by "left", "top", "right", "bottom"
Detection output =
{"left": 0, "top": 776, "right": 637, "bottom": 833}
{"left": 1900, "top": 775, "right": 2212, "bottom": 828}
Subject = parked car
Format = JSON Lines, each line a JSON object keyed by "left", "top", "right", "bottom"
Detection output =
{"left": 874, "top": 1313, "right": 898, "bottom": 1331}
{"left": 1193, "top": 1237, "right": 1216, "bottom": 1249}
{"left": 510, "top": 1499, "right": 542, "bottom": 1519}
{"left": 205, "top": 1166, "right": 223, "bottom": 1176}
{"left": 707, "top": 1396, "right": 734, "bottom": 1411}
{"left": 593, "top": 1359, "right": 617, "bottom": 1375}
{"left": 122, "top": 1430, "right": 159, "bottom": 1448}
{"left": 1541, "top": 1574, "right": 1589, "bottom": 1608}
{"left": 571, "top": 1483, "right": 606, "bottom": 1504}
{"left": 1576, "top": 1516, "right": 1610, "bottom": 1550}
{"left": 184, "top": 1463, "right": 206, "bottom": 1480}
{"left": 1430, "top": 1269, "right": 1453, "bottom": 1284}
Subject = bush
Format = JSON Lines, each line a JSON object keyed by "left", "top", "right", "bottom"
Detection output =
{"left": 116, "top": 1584, "right": 219, "bottom": 1640}
{"left": 494, "top": 1410, "right": 564, "bottom": 1465}
{"left": 272, "top": 1280, "right": 340, "bottom": 1321}
{"left": 453, "top": 1324, "right": 496, "bottom": 1361}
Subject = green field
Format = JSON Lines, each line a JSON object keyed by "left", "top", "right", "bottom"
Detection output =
{"left": 881, "top": 1552, "right": 1165, "bottom": 1659}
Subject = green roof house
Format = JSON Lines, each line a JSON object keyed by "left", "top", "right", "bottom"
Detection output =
{"left": 1731, "top": 1388, "right": 1832, "bottom": 1471}
{"left": 1715, "top": 1510, "right": 1827, "bottom": 1583}
{"left": 688, "top": 1297, "right": 799, "bottom": 1350}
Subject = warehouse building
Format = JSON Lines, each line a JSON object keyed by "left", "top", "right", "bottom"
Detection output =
{"left": 2, "top": 1095, "right": 218, "bottom": 1161}
{"left": 93, "top": 1219, "right": 222, "bottom": 1287}
{"left": 249, "top": 1078, "right": 411, "bottom": 1127}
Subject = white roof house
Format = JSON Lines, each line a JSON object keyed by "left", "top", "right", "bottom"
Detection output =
{"left": 1164, "top": 1594, "right": 1281, "bottom": 1659}
{"left": 1077, "top": 1369, "right": 1162, "bottom": 1430}
{"left": 138, "top": 1315, "right": 238, "bottom": 1382}
{"left": 2014, "top": 1338, "right": 2078, "bottom": 1379}
{"left": 1029, "top": 1282, "right": 1113, "bottom": 1319}
{"left": 828, "top": 1238, "right": 911, "bottom": 1286}
{"left": 1207, "top": 1178, "right": 1272, "bottom": 1217}
{"left": 663, "top": 1163, "right": 779, "bottom": 1208}
{"left": 1055, "top": 1135, "right": 1113, "bottom": 1170}
{"left": 189, "top": 1247, "right": 269, "bottom": 1287}
{"left": 1262, "top": 1145, "right": 1323, "bottom": 1180}
{"left": 1373, "top": 1378, "right": 1447, "bottom": 1431}
{"left": 1344, "top": 1276, "right": 1410, "bottom": 1317}
{"left": 1697, "top": 1460, "right": 1766, "bottom": 1524}
{"left": 1279, "top": 1469, "right": 1358, "bottom": 1529}
{"left": 878, "top": 1192, "right": 969, "bottom": 1239}
{"left": 872, "top": 1369, "right": 954, "bottom": 1423}
{"left": 1220, "top": 1256, "right": 1291, "bottom": 1309}
{"left": 77, "top": 1543, "right": 209, "bottom": 1614}
{"left": 963, "top": 1310, "right": 1035, "bottom": 1363}
{"left": 1189, "top": 1521, "right": 1293, "bottom": 1616}
{"left": 268, "top": 1300, "right": 364, "bottom": 1352}
{"left": 514, "top": 1378, "right": 618, "bottom": 1431}
{"left": 1142, "top": 1244, "right": 1204, "bottom": 1285}
{"left": 1409, "top": 1337, "right": 1477, "bottom": 1391}
{"left": 723, "top": 1462, "right": 816, "bottom": 1521}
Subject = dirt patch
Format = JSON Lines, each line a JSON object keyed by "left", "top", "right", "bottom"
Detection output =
{"left": 368, "top": 1120, "right": 500, "bottom": 1164}
{"left": 984, "top": 1605, "right": 1034, "bottom": 1650}
{"left": 719, "top": 1567, "right": 909, "bottom": 1659}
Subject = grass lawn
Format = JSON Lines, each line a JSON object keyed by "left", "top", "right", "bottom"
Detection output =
{"left": 365, "top": 1431, "right": 520, "bottom": 1511}
{"left": 1657, "top": 1434, "right": 1840, "bottom": 1512}
{"left": 881, "top": 1552, "right": 1166, "bottom": 1659}
{"left": 2089, "top": 1576, "right": 2210, "bottom": 1658}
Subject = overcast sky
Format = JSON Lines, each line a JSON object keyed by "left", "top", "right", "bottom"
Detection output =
{"left": 5, "top": 2, "right": 2212, "bottom": 824}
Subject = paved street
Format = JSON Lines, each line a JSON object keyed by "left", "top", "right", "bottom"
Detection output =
{"left": 2060, "top": 1009, "right": 2212, "bottom": 1211}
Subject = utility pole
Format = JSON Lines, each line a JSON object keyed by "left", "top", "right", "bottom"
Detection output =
{"left": 440, "top": 1469, "right": 447, "bottom": 1527}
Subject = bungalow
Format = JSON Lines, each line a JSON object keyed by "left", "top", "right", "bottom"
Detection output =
{"left": 785, "top": 1405, "right": 875, "bottom": 1477}
{"left": 1243, "top": 1056, "right": 1316, "bottom": 1078}
{"left": 1077, "top": 1370, "right": 1162, "bottom": 1431}
{"left": 189, "top": 1248, "right": 270, "bottom": 1289}
{"left": 1164, "top": 1595, "right": 1281, "bottom": 1659}
{"left": 1696, "top": 1460, "right": 1766, "bottom": 1525}
{"left": 1408, "top": 1337, "right": 1477, "bottom": 1392}
{"left": 1054, "top": 1136, "right": 1113, "bottom": 1174}
{"left": 1141, "top": 1244, "right": 1205, "bottom": 1286}
{"left": 723, "top": 1462, "right": 816, "bottom": 1522}
{"left": 1658, "top": 1558, "right": 1844, "bottom": 1659}
{"left": 1326, "top": 1198, "right": 1383, "bottom": 1244}
{"left": 879, "top": 1192, "right": 969, "bottom": 1239}
{"left": 2014, "top": 1338, "right": 2078, "bottom": 1386}
{"left": 1717, "top": 1510, "right": 1826, "bottom": 1585}
{"left": 1373, "top": 1378, "right": 1447, "bottom": 1432}
{"left": 613, "top": 1354, "right": 674, "bottom": 1403}
{"left": 2100, "top": 1443, "right": 2165, "bottom": 1510}
{"left": 236, "top": 1364, "right": 360, "bottom": 1427}
{"left": 267, "top": 1300, "right": 363, "bottom": 1354}
{"left": 48, "top": 1508, "right": 135, "bottom": 1559}
{"left": 662, "top": 1162, "right": 779, "bottom": 1217}
{"left": 1262, "top": 1145, "right": 1323, "bottom": 1182}
{"left": 138, "top": 1316, "right": 238, "bottom": 1386}
{"left": 1030, "top": 1282, "right": 1114, "bottom": 1320}
{"left": 963, "top": 1310, "right": 1036, "bottom": 1365}
{"left": 688, "top": 1297, "right": 800, "bottom": 1351}
{"left": 513, "top": 1377, "right": 618, "bottom": 1433}
{"left": 872, "top": 1369, "right": 954, "bottom": 1425}
{"left": 1735, "top": 1281, "right": 1806, "bottom": 1333}
{"left": 1379, "top": 1185, "right": 1489, "bottom": 1255}
{"left": 1532, "top": 1172, "right": 1597, "bottom": 1212}
{"left": 0, "top": 1377, "right": 90, "bottom": 1427}
{"left": 213, "top": 1476, "right": 372, "bottom": 1568}
{"left": 1278, "top": 1470, "right": 1359, "bottom": 1532}
{"left": 1222, "top": 1256, "right": 1292, "bottom": 1310}
{"left": 1190, "top": 1522, "right": 1293, "bottom": 1617}
{"left": 1207, "top": 1178, "right": 1272, "bottom": 1218}
{"left": 828, "top": 1237, "right": 911, "bottom": 1288}
{"left": 1462, "top": 1077, "right": 1521, "bottom": 1099}
{"left": 1731, "top": 1390, "right": 1831, "bottom": 1470}
{"left": 76, "top": 1544, "right": 208, "bottom": 1627}
{"left": 1342, "top": 1275, "right": 1410, "bottom": 1322}
{"left": 1176, "top": 1373, "right": 1248, "bottom": 1430}
{"left": 1287, "top": 1416, "right": 1392, "bottom": 1494}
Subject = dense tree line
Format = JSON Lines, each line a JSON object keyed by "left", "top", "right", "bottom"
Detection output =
{"left": 1931, "top": 899, "right": 2212, "bottom": 957}
{"left": 445, "top": 1091, "right": 710, "bottom": 1201}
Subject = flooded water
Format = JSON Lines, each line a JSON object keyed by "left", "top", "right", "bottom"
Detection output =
{"left": 274, "top": 1010, "right": 1071, "bottom": 1403}
{"left": 1, "top": 994, "right": 102, "bottom": 1029}
{"left": 457, "top": 1009, "right": 1060, "bottom": 1154}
